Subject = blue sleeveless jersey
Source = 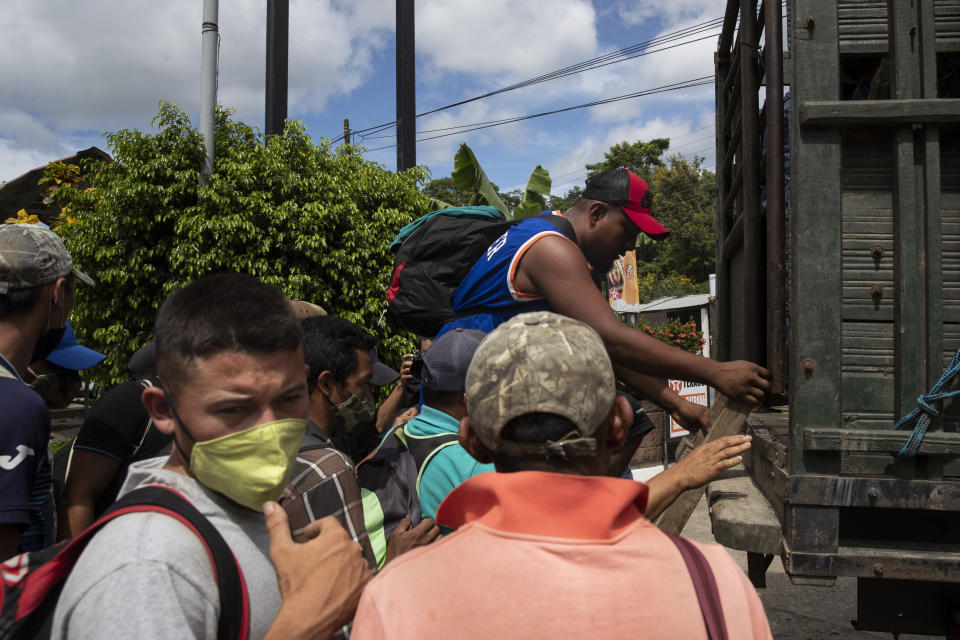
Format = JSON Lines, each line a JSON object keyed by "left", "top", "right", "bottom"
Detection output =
{"left": 438, "top": 213, "right": 575, "bottom": 336}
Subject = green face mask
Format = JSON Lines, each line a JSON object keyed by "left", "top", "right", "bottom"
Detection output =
{"left": 332, "top": 388, "right": 377, "bottom": 434}
{"left": 189, "top": 418, "right": 306, "bottom": 511}
{"left": 165, "top": 391, "right": 306, "bottom": 511}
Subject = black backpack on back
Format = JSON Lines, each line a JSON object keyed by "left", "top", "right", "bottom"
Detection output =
{"left": 356, "top": 425, "right": 459, "bottom": 568}
{"left": 385, "top": 206, "right": 576, "bottom": 337}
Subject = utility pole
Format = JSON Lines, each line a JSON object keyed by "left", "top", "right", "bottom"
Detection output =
{"left": 343, "top": 119, "right": 351, "bottom": 144}
{"left": 200, "top": 0, "right": 219, "bottom": 179}
{"left": 265, "top": 0, "right": 289, "bottom": 136}
{"left": 395, "top": 0, "right": 415, "bottom": 171}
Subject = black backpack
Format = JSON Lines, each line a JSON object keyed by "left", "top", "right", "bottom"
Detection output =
{"left": 356, "top": 425, "right": 459, "bottom": 567}
{"left": 0, "top": 485, "right": 248, "bottom": 640}
{"left": 385, "top": 206, "right": 576, "bottom": 337}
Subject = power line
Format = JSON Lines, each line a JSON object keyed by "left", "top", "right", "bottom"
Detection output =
{"left": 332, "top": 14, "right": 728, "bottom": 143}
{"left": 335, "top": 2, "right": 789, "bottom": 145}
{"left": 360, "top": 76, "right": 714, "bottom": 153}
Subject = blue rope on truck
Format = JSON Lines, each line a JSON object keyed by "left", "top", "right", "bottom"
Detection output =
{"left": 892, "top": 348, "right": 960, "bottom": 456}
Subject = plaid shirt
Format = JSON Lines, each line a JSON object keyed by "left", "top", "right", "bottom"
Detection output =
{"left": 280, "top": 422, "right": 377, "bottom": 572}
{"left": 280, "top": 423, "right": 377, "bottom": 640}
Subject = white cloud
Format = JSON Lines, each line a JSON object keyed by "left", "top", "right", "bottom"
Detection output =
{"left": 0, "top": 0, "right": 401, "bottom": 181}
{"left": 416, "top": 0, "right": 598, "bottom": 78}
{"left": 612, "top": 0, "right": 727, "bottom": 27}
{"left": 546, "top": 116, "right": 699, "bottom": 193}
{"left": 0, "top": 139, "right": 70, "bottom": 186}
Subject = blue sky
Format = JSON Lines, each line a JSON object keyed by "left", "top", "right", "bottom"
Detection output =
{"left": 1, "top": 0, "right": 724, "bottom": 197}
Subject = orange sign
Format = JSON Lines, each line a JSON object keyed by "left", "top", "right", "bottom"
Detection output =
{"left": 622, "top": 250, "right": 638, "bottom": 305}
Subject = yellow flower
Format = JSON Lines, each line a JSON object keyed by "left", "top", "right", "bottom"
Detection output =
{"left": 5, "top": 209, "right": 40, "bottom": 224}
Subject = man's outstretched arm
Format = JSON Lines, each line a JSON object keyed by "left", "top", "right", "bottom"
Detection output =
{"left": 613, "top": 364, "right": 710, "bottom": 432}
{"left": 519, "top": 236, "right": 772, "bottom": 405}
{"left": 644, "top": 434, "right": 752, "bottom": 519}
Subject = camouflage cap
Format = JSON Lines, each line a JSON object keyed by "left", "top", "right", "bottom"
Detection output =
{"left": 465, "top": 311, "right": 616, "bottom": 460}
{"left": 0, "top": 223, "right": 93, "bottom": 294}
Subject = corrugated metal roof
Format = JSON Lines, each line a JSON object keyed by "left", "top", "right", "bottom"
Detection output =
{"left": 611, "top": 293, "right": 712, "bottom": 313}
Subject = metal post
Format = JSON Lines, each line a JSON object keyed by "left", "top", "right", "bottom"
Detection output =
{"left": 763, "top": 0, "right": 786, "bottom": 396}
{"left": 396, "top": 0, "right": 416, "bottom": 171}
{"left": 265, "top": 0, "right": 289, "bottom": 137}
{"left": 739, "top": 0, "right": 764, "bottom": 365}
{"left": 200, "top": 0, "right": 219, "bottom": 178}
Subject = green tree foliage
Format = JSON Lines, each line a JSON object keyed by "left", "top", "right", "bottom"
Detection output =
{"left": 53, "top": 102, "right": 430, "bottom": 391}
{"left": 585, "top": 138, "right": 670, "bottom": 180}
{"left": 644, "top": 154, "right": 716, "bottom": 285}
{"left": 547, "top": 185, "right": 583, "bottom": 212}
{"left": 423, "top": 176, "right": 471, "bottom": 208}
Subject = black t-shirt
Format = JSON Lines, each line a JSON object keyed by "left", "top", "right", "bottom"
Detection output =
{"left": 61, "top": 377, "right": 171, "bottom": 516}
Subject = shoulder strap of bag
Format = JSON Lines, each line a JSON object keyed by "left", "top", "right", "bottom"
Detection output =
{"left": 663, "top": 532, "right": 729, "bottom": 640}
{"left": 96, "top": 485, "right": 250, "bottom": 640}
{"left": 402, "top": 429, "right": 460, "bottom": 496}
{"left": 542, "top": 213, "right": 578, "bottom": 244}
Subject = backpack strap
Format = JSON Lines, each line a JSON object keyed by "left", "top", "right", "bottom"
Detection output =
{"left": 664, "top": 532, "right": 728, "bottom": 640}
{"left": 403, "top": 429, "right": 460, "bottom": 497}
{"left": 25, "top": 485, "right": 250, "bottom": 640}
{"left": 542, "top": 213, "right": 578, "bottom": 244}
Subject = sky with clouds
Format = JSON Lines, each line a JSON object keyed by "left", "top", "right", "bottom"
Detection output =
{"left": 1, "top": 0, "right": 726, "bottom": 196}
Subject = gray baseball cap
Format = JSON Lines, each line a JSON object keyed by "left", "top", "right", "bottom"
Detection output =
{"left": 421, "top": 328, "right": 486, "bottom": 392}
{"left": 0, "top": 223, "right": 93, "bottom": 294}
{"left": 465, "top": 311, "right": 615, "bottom": 459}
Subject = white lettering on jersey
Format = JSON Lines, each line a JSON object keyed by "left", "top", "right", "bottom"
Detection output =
{"left": 0, "top": 445, "right": 35, "bottom": 470}
{"left": 486, "top": 231, "right": 509, "bottom": 260}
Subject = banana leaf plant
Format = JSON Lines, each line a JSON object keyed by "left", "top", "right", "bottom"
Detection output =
{"left": 449, "top": 143, "right": 554, "bottom": 219}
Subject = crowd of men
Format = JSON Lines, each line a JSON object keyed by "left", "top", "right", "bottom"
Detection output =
{"left": 0, "top": 168, "right": 773, "bottom": 639}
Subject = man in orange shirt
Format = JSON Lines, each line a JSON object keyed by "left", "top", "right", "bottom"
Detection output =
{"left": 351, "top": 311, "right": 772, "bottom": 639}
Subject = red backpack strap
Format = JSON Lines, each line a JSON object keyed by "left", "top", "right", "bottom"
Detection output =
{"left": 17, "top": 485, "right": 250, "bottom": 640}
{"left": 664, "top": 532, "right": 729, "bottom": 640}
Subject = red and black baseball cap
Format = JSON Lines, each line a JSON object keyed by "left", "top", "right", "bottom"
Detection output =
{"left": 582, "top": 168, "right": 670, "bottom": 240}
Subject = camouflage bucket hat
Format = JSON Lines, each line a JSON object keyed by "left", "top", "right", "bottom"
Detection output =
{"left": 0, "top": 223, "right": 93, "bottom": 294}
{"left": 464, "top": 311, "right": 615, "bottom": 460}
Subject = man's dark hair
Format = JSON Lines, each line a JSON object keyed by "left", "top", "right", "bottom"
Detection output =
{"left": 491, "top": 412, "right": 593, "bottom": 474}
{"left": 154, "top": 273, "right": 302, "bottom": 385}
{"left": 0, "top": 274, "right": 73, "bottom": 320}
{"left": 301, "top": 316, "right": 378, "bottom": 391}
{"left": 0, "top": 286, "right": 44, "bottom": 320}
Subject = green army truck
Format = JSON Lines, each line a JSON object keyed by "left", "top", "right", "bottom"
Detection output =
{"left": 712, "top": 0, "right": 960, "bottom": 634}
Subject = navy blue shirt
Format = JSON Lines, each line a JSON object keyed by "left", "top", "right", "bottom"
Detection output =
{"left": 0, "top": 356, "right": 54, "bottom": 552}
{"left": 440, "top": 214, "right": 570, "bottom": 336}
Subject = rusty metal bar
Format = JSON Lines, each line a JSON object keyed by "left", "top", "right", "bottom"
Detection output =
{"left": 722, "top": 44, "right": 742, "bottom": 96}
{"left": 720, "top": 166, "right": 744, "bottom": 220}
{"left": 740, "top": 0, "right": 764, "bottom": 365}
{"left": 723, "top": 88, "right": 742, "bottom": 137}
{"left": 763, "top": 0, "right": 786, "bottom": 396}
{"left": 722, "top": 118, "right": 743, "bottom": 172}
{"left": 722, "top": 213, "right": 745, "bottom": 263}
{"left": 715, "top": 0, "right": 739, "bottom": 362}
{"left": 718, "top": 0, "right": 742, "bottom": 57}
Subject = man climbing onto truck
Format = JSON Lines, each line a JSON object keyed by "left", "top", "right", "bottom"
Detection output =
{"left": 440, "top": 168, "right": 771, "bottom": 428}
